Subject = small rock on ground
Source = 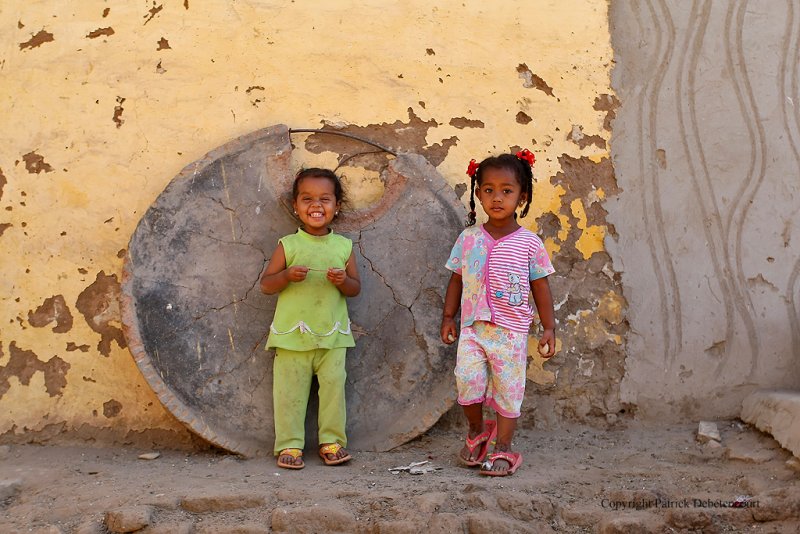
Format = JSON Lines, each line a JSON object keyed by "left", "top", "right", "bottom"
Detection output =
{"left": 0, "top": 479, "right": 21, "bottom": 503}
{"left": 375, "top": 520, "right": 420, "bottom": 534}
{"left": 271, "top": 505, "right": 357, "bottom": 533}
{"left": 697, "top": 421, "right": 721, "bottom": 443}
{"left": 104, "top": 505, "right": 153, "bottom": 533}
{"left": 466, "top": 511, "right": 548, "bottom": 534}
{"left": 194, "top": 525, "right": 269, "bottom": 534}
{"left": 598, "top": 514, "right": 665, "bottom": 534}
{"left": 495, "top": 491, "right": 556, "bottom": 521}
{"left": 140, "top": 522, "right": 193, "bottom": 534}
{"left": 665, "top": 509, "right": 714, "bottom": 531}
{"left": 180, "top": 494, "right": 265, "bottom": 512}
{"left": 751, "top": 486, "right": 800, "bottom": 522}
{"left": 427, "top": 513, "right": 464, "bottom": 533}
{"left": 726, "top": 442, "right": 775, "bottom": 463}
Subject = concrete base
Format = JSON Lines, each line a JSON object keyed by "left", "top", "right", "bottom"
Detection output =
{"left": 741, "top": 390, "right": 800, "bottom": 459}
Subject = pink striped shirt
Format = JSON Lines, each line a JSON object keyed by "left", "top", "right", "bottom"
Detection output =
{"left": 446, "top": 225, "right": 554, "bottom": 333}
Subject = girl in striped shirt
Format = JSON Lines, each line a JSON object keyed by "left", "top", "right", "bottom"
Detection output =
{"left": 441, "top": 150, "right": 556, "bottom": 477}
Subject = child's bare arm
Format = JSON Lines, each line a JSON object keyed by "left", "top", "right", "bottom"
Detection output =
{"left": 441, "top": 272, "right": 462, "bottom": 344}
{"left": 327, "top": 251, "right": 360, "bottom": 297}
{"left": 531, "top": 276, "right": 556, "bottom": 358}
{"left": 260, "top": 243, "right": 308, "bottom": 294}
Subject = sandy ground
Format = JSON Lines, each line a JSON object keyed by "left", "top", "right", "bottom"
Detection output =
{"left": 1, "top": 419, "right": 799, "bottom": 533}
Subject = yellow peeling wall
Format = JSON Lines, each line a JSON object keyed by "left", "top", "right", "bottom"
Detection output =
{"left": 0, "top": 1, "right": 619, "bottom": 445}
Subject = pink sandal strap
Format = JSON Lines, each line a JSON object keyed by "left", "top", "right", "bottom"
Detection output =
{"left": 464, "top": 421, "right": 496, "bottom": 452}
{"left": 465, "top": 433, "right": 489, "bottom": 451}
{"left": 486, "top": 451, "right": 517, "bottom": 464}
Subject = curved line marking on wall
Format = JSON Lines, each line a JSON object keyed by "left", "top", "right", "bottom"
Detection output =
{"left": 723, "top": 0, "right": 762, "bottom": 374}
{"left": 782, "top": 0, "right": 800, "bottom": 353}
{"left": 645, "top": 0, "right": 683, "bottom": 364}
{"left": 690, "top": 0, "right": 736, "bottom": 367}
{"left": 677, "top": 0, "right": 737, "bottom": 372}
{"left": 789, "top": 262, "right": 800, "bottom": 355}
{"left": 631, "top": 1, "right": 671, "bottom": 366}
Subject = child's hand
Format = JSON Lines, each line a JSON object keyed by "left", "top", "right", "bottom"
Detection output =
{"left": 326, "top": 267, "right": 346, "bottom": 286}
{"left": 286, "top": 265, "right": 309, "bottom": 282}
{"left": 538, "top": 328, "right": 556, "bottom": 358}
{"left": 441, "top": 317, "right": 458, "bottom": 345}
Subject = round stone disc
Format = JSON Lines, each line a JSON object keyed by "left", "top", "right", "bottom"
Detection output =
{"left": 121, "top": 124, "right": 465, "bottom": 456}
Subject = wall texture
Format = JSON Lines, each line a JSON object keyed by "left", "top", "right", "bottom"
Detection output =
{"left": 1, "top": 0, "right": 621, "bottom": 448}
{"left": 609, "top": 0, "right": 800, "bottom": 418}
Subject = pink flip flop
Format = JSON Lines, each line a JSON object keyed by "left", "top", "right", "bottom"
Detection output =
{"left": 459, "top": 420, "right": 498, "bottom": 467}
{"left": 479, "top": 450, "right": 522, "bottom": 476}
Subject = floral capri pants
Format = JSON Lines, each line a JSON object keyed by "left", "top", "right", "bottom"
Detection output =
{"left": 454, "top": 321, "right": 528, "bottom": 418}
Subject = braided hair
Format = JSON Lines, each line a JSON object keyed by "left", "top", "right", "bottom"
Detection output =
{"left": 466, "top": 152, "right": 534, "bottom": 227}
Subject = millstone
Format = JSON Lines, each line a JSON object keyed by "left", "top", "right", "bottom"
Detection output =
{"left": 121, "top": 124, "right": 464, "bottom": 456}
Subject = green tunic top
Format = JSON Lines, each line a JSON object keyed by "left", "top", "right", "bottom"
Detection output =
{"left": 266, "top": 229, "right": 355, "bottom": 351}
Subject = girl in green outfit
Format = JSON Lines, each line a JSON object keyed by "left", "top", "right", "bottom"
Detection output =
{"left": 260, "top": 168, "right": 361, "bottom": 470}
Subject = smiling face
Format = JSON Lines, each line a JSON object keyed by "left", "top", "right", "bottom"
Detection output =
{"left": 292, "top": 175, "right": 341, "bottom": 236}
{"left": 475, "top": 166, "right": 526, "bottom": 226}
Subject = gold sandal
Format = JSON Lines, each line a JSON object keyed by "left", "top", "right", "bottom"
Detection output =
{"left": 318, "top": 443, "right": 352, "bottom": 466}
{"left": 276, "top": 448, "right": 304, "bottom": 469}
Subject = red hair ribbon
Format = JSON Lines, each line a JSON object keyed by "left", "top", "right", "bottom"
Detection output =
{"left": 466, "top": 159, "right": 479, "bottom": 177}
{"left": 515, "top": 149, "right": 535, "bottom": 166}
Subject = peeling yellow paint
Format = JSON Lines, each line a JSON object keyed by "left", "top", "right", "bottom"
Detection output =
{"left": 527, "top": 357, "right": 555, "bottom": 385}
{"left": 527, "top": 182, "right": 570, "bottom": 244}
{"left": 569, "top": 309, "right": 621, "bottom": 350}
{"left": 571, "top": 198, "right": 607, "bottom": 259}
{"left": 544, "top": 237, "right": 561, "bottom": 256}
{"left": 597, "top": 290, "right": 625, "bottom": 325}
{"left": 526, "top": 337, "right": 563, "bottom": 385}
{"left": 530, "top": 183, "right": 566, "bottom": 224}
{"left": 588, "top": 152, "right": 610, "bottom": 164}
{"left": 587, "top": 187, "right": 606, "bottom": 206}
{"left": 526, "top": 180, "right": 570, "bottom": 258}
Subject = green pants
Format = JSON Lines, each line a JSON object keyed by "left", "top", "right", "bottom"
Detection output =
{"left": 273, "top": 347, "right": 347, "bottom": 455}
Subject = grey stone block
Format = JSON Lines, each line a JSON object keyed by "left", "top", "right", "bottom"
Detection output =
{"left": 741, "top": 390, "right": 800, "bottom": 458}
{"left": 104, "top": 505, "right": 154, "bottom": 533}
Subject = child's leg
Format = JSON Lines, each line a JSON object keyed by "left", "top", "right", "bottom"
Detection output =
{"left": 482, "top": 414, "right": 520, "bottom": 475}
{"left": 462, "top": 402, "right": 484, "bottom": 436}
{"left": 495, "top": 414, "right": 518, "bottom": 451}
{"left": 455, "top": 325, "right": 492, "bottom": 463}
{"left": 313, "top": 347, "right": 349, "bottom": 461}
{"left": 273, "top": 348, "right": 314, "bottom": 462}
{"left": 483, "top": 325, "right": 528, "bottom": 472}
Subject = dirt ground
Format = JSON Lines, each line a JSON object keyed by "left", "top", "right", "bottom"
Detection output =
{"left": 2, "top": 419, "right": 800, "bottom": 534}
